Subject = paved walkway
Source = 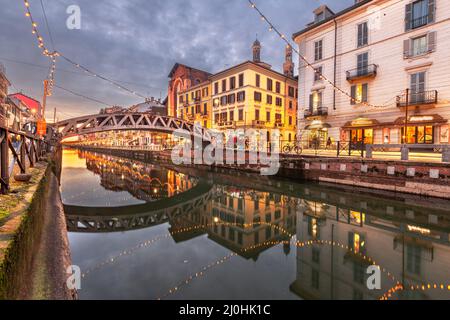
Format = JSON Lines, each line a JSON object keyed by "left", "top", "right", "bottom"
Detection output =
{"left": 295, "top": 149, "right": 443, "bottom": 163}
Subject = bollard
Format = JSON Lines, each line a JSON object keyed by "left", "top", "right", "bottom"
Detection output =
{"left": 365, "top": 145, "right": 372, "bottom": 159}
{"left": 401, "top": 145, "right": 409, "bottom": 161}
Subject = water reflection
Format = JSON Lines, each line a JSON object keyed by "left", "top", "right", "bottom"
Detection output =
{"left": 61, "top": 149, "right": 450, "bottom": 300}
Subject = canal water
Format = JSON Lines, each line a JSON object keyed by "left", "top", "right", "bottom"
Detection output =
{"left": 60, "top": 148, "right": 450, "bottom": 300}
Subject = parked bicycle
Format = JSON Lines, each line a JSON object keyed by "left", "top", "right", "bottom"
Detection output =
{"left": 282, "top": 142, "right": 303, "bottom": 155}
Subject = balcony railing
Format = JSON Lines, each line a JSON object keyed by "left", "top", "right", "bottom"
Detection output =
{"left": 274, "top": 121, "right": 284, "bottom": 128}
{"left": 396, "top": 90, "right": 438, "bottom": 107}
{"left": 408, "top": 14, "right": 430, "bottom": 30}
{"left": 217, "top": 121, "right": 235, "bottom": 127}
{"left": 304, "top": 106, "right": 328, "bottom": 118}
{"left": 346, "top": 64, "right": 378, "bottom": 81}
{"left": 252, "top": 120, "right": 266, "bottom": 127}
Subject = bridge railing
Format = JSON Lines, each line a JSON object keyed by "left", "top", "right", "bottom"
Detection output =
{"left": 365, "top": 144, "right": 450, "bottom": 162}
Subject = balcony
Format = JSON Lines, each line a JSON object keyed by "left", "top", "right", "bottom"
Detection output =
{"left": 346, "top": 64, "right": 377, "bottom": 81}
{"left": 304, "top": 106, "right": 328, "bottom": 118}
{"left": 217, "top": 121, "right": 235, "bottom": 128}
{"left": 252, "top": 120, "right": 266, "bottom": 128}
{"left": 274, "top": 121, "right": 284, "bottom": 128}
{"left": 396, "top": 90, "right": 438, "bottom": 108}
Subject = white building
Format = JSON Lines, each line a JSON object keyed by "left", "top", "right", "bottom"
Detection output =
{"left": 293, "top": 0, "right": 450, "bottom": 147}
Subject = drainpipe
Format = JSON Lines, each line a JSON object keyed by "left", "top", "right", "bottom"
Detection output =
{"left": 333, "top": 18, "right": 338, "bottom": 111}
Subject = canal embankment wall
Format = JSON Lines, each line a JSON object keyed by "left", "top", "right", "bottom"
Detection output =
{"left": 0, "top": 153, "right": 75, "bottom": 300}
{"left": 73, "top": 146, "right": 450, "bottom": 200}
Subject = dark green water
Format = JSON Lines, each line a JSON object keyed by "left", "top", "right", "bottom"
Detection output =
{"left": 61, "top": 148, "right": 450, "bottom": 300}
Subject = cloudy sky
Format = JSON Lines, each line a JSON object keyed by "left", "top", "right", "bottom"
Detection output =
{"left": 0, "top": 0, "right": 353, "bottom": 120}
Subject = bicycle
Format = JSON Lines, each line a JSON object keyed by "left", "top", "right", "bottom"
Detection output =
{"left": 282, "top": 143, "right": 303, "bottom": 155}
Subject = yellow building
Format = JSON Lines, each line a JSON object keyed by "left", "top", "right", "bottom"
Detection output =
{"left": 175, "top": 40, "right": 298, "bottom": 143}
{"left": 177, "top": 80, "right": 212, "bottom": 129}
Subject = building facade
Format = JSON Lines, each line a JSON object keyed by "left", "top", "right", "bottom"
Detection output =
{"left": 0, "top": 63, "right": 10, "bottom": 127}
{"left": 169, "top": 41, "right": 298, "bottom": 144}
{"left": 177, "top": 80, "right": 212, "bottom": 129}
{"left": 293, "top": 0, "right": 450, "bottom": 148}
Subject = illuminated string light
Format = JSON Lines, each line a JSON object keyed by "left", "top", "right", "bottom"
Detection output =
{"left": 246, "top": 0, "right": 397, "bottom": 109}
{"left": 22, "top": 0, "right": 147, "bottom": 101}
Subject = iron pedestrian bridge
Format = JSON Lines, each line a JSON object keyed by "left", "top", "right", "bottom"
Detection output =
{"left": 55, "top": 113, "right": 213, "bottom": 141}
{"left": 64, "top": 180, "right": 215, "bottom": 233}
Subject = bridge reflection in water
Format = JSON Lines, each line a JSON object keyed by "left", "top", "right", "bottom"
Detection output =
{"left": 61, "top": 148, "right": 450, "bottom": 300}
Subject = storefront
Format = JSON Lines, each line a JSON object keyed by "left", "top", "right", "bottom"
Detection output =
{"left": 394, "top": 115, "right": 448, "bottom": 144}
{"left": 342, "top": 118, "right": 379, "bottom": 144}
{"left": 303, "top": 121, "right": 331, "bottom": 149}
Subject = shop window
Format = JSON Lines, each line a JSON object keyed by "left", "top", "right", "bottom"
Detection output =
{"left": 350, "top": 129, "right": 373, "bottom": 144}
{"left": 401, "top": 125, "right": 434, "bottom": 144}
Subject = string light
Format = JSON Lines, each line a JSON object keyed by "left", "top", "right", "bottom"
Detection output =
{"left": 22, "top": 0, "right": 147, "bottom": 102}
{"left": 247, "top": 0, "right": 396, "bottom": 109}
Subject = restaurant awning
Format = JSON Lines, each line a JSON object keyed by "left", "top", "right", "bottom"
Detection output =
{"left": 304, "top": 122, "right": 331, "bottom": 130}
{"left": 343, "top": 118, "right": 380, "bottom": 128}
{"left": 394, "top": 114, "right": 447, "bottom": 126}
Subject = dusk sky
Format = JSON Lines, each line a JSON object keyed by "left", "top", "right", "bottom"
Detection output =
{"left": 0, "top": 0, "right": 353, "bottom": 120}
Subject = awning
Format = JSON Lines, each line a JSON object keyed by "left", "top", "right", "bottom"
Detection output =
{"left": 304, "top": 122, "right": 331, "bottom": 130}
{"left": 394, "top": 114, "right": 447, "bottom": 126}
{"left": 343, "top": 118, "right": 380, "bottom": 128}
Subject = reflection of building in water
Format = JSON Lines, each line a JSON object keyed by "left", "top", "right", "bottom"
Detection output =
{"left": 78, "top": 130, "right": 172, "bottom": 150}
{"left": 291, "top": 196, "right": 450, "bottom": 300}
{"left": 170, "top": 185, "right": 297, "bottom": 259}
{"left": 81, "top": 151, "right": 195, "bottom": 202}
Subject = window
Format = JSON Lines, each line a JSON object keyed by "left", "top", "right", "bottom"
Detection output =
{"left": 214, "top": 113, "right": 219, "bottom": 123}
{"left": 404, "top": 32, "right": 436, "bottom": 58}
{"left": 351, "top": 83, "right": 368, "bottom": 104}
{"left": 237, "top": 91, "right": 245, "bottom": 102}
{"left": 266, "top": 111, "right": 271, "bottom": 122}
{"left": 410, "top": 71, "right": 426, "bottom": 103}
{"left": 407, "top": 244, "right": 422, "bottom": 275}
{"left": 402, "top": 125, "right": 434, "bottom": 144}
{"left": 275, "top": 81, "right": 281, "bottom": 94}
{"left": 203, "top": 103, "right": 207, "bottom": 115}
{"left": 412, "top": 35, "right": 428, "bottom": 56}
{"left": 314, "top": 40, "right": 323, "bottom": 61}
{"left": 314, "top": 66, "right": 323, "bottom": 82}
{"left": 239, "top": 73, "right": 244, "bottom": 87}
{"left": 254, "top": 91, "right": 262, "bottom": 102}
{"left": 309, "top": 91, "right": 322, "bottom": 110}
{"left": 316, "top": 11, "right": 325, "bottom": 22}
{"left": 195, "top": 105, "right": 201, "bottom": 113}
{"left": 222, "top": 79, "right": 227, "bottom": 92}
{"left": 255, "top": 74, "right": 260, "bottom": 87}
{"left": 406, "top": 0, "right": 435, "bottom": 30}
{"left": 289, "top": 116, "right": 293, "bottom": 126}
{"left": 214, "top": 82, "right": 219, "bottom": 95}
{"left": 357, "top": 22, "right": 368, "bottom": 47}
{"left": 275, "top": 113, "right": 282, "bottom": 124}
{"left": 288, "top": 86, "right": 295, "bottom": 97}
{"left": 275, "top": 97, "right": 282, "bottom": 107}
{"left": 266, "top": 94, "right": 273, "bottom": 104}
{"left": 229, "top": 110, "right": 234, "bottom": 121}
{"left": 255, "top": 109, "right": 260, "bottom": 120}
{"left": 220, "top": 95, "right": 228, "bottom": 106}
{"left": 357, "top": 52, "right": 369, "bottom": 75}
{"left": 228, "top": 93, "right": 236, "bottom": 104}
{"left": 230, "top": 77, "right": 236, "bottom": 90}
{"left": 289, "top": 101, "right": 293, "bottom": 109}
{"left": 238, "top": 109, "right": 244, "bottom": 121}
{"left": 267, "top": 78, "right": 273, "bottom": 91}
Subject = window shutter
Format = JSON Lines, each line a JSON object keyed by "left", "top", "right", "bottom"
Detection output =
{"left": 363, "top": 22, "right": 368, "bottom": 45}
{"left": 403, "top": 39, "right": 411, "bottom": 58}
{"left": 362, "top": 84, "right": 368, "bottom": 102}
{"left": 318, "top": 92, "right": 323, "bottom": 108}
{"left": 351, "top": 85, "right": 356, "bottom": 105}
{"left": 428, "top": 31, "right": 437, "bottom": 52}
{"left": 405, "top": 3, "right": 412, "bottom": 31}
{"left": 309, "top": 94, "right": 314, "bottom": 111}
{"left": 428, "top": 0, "right": 436, "bottom": 24}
